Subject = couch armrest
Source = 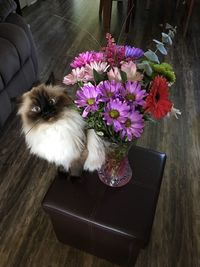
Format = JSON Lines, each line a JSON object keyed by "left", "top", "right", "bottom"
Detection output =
{"left": 5, "top": 13, "right": 39, "bottom": 82}
{"left": 0, "top": 0, "right": 17, "bottom": 22}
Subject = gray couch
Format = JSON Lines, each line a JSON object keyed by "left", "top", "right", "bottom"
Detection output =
{"left": 0, "top": 0, "right": 38, "bottom": 128}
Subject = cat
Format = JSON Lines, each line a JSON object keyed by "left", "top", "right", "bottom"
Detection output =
{"left": 18, "top": 78, "right": 106, "bottom": 177}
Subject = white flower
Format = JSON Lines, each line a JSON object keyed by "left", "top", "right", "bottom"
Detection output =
{"left": 167, "top": 104, "right": 181, "bottom": 119}
{"left": 85, "top": 61, "right": 109, "bottom": 79}
{"left": 63, "top": 67, "right": 89, "bottom": 85}
{"left": 107, "top": 67, "right": 122, "bottom": 82}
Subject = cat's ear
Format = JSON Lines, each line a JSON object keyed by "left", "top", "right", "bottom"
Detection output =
{"left": 46, "top": 72, "right": 56, "bottom": 86}
{"left": 16, "top": 91, "right": 30, "bottom": 106}
{"left": 16, "top": 91, "right": 30, "bottom": 115}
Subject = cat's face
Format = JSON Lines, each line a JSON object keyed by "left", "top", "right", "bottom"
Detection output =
{"left": 18, "top": 84, "right": 72, "bottom": 127}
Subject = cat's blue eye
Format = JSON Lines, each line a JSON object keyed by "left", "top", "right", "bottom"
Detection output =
{"left": 49, "top": 98, "right": 56, "bottom": 105}
{"left": 31, "top": 106, "right": 41, "bottom": 113}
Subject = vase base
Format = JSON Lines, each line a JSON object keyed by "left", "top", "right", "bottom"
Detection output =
{"left": 98, "top": 160, "right": 132, "bottom": 187}
{"left": 97, "top": 146, "right": 133, "bottom": 187}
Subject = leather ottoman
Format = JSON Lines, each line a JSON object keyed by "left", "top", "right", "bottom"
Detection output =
{"left": 42, "top": 146, "right": 166, "bottom": 266}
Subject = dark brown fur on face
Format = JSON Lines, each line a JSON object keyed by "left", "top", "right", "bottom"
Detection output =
{"left": 18, "top": 84, "right": 73, "bottom": 126}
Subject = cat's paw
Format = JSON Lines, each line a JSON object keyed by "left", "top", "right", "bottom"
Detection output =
{"left": 68, "top": 167, "right": 84, "bottom": 183}
{"left": 84, "top": 129, "right": 106, "bottom": 171}
{"left": 57, "top": 166, "right": 70, "bottom": 179}
{"left": 84, "top": 157, "right": 104, "bottom": 172}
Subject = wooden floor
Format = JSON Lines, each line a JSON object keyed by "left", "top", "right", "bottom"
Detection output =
{"left": 0, "top": 0, "right": 200, "bottom": 266}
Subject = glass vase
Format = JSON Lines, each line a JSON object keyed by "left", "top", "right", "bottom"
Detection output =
{"left": 98, "top": 142, "right": 134, "bottom": 187}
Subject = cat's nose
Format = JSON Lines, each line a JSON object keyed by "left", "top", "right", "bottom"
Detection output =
{"left": 42, "top": 111, "right": 51, "bottom": 118}
{"left": 42, "top": 109, "right": 55, "bottom": 119}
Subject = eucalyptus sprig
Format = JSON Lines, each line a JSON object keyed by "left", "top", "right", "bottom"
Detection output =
{"left": 138, "top": 23, "right": 177, "bottom": 81}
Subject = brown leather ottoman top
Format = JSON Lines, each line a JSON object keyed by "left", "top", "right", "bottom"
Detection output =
{"left": 42, "top": 145, "right": 166, "bottom": 266}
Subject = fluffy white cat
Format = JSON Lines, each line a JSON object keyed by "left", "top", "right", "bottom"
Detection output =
{"left": 18, "top": 83, "right": 105, "bottom": 176}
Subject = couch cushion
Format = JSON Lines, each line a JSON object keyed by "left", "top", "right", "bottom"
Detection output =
{"left": 6, "top": 13, "right": 38, "bottom": 79}
{"left": 0, "top": 37, "right": 21, "bottom": 91}
{"left": 0, "top": 12, "right": 38, "bottom": 129}
{"left": 0, "top": 90, "right": 12, "bottom": 127}
{"left": 0, "top": 75, "right": 4, "bottom": 92}
{"left": 0, "top": 22, "right": 31, "bottom": 66}
{"left": 6, "top": 57, "right": 36, "bottom": 99}
{"left": 0, "top": 22, "right": 32, "bottom": 90}
{"left": 0, "top": 0, "right": 16, "bottom": 22}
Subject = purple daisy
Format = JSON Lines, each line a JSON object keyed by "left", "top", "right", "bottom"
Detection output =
{"left": 103, "top": 98, "right": 130, "bottom": 132}
{"left": 71, "top": 51, "right": 104, "bottom": 68}
{"left": 75, "top": 84, "right": 101, "bottom": 117}
{"left": 97, "top": 80, "right": 124, "bottom": 102}
{"left": 121, "top": 110, "right": 144, "bottom": 141}
{"left": 125, "top": 45, "right": 144, "bottom": 59}
{"left": 122, "top": 81, "right": 147, "bottom": 106}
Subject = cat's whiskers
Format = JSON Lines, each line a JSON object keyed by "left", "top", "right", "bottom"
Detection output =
{"left": 54, "top": 15, "right": 102, "bottom": 49}
{"left": 25, "top": 110, "right": 57, "bottom": 136}
{"left": 25, "top": 119, "right": 41, "bottom": 136}
{"left": 54, "top": 4, "right": 135, "bottom": 53}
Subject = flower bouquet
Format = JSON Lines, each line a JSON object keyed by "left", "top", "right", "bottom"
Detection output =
{"left": 63, "top": 25, "right": 180, "bottom": 187}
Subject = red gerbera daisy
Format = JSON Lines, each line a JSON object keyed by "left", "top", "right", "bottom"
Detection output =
{"left": 145, "top": 76, "right": 172, "bottom": 119}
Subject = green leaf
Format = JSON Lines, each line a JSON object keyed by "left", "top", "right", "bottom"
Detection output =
{"left": 156, "top": 43, "right": 168, "bottom": 55}
{"left": 165, "top": 23, "right": 173, "bottom": 30}
{"left": 137, "top": 62, "right": 145, "bottom": 70}
{"left": 137, "top": 60, "right": 153, "bottom": 76}
{"left": 119, "top": 70, "right": 127, "bottom": 82}
{"left": 173, "top": 27, "right": 177, "bottom": 34}
{"left": 151, "top": 63, "right": 176, "bottom": 83}
{"left": 153, "top": 39, "right": 163, "bottom": 45}
{"left": 144, "top": 63, "right": 153, "bottom": 76}
{"left": 93, "top": 69, "right": 104, "bottom": 84}
{"left": 161, "top": 62, "right": 173, "bottom": 71}
{"left": 77, "top": 81, "right": 84, "bottom": 88}
{"left": 162, "top": 33, "right": 172, "bottom": 45}
{"left": 153, "top": 39, "right": 168, "bottom": 55}
{"left": 144, "top": 50, "right": 160, "bottom": 63}
{"left": 168, "top": 29, "right": 175, "bottom": 39}
{"left": 165, "top": 70, "right": 176, "bottom": 83}
{"left": 147, "top": 117, "right": 157, "bottom": 123}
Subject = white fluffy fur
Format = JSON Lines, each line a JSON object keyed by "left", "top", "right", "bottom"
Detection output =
{"left": 84, "top": 129, "right": 106, "bottom": 171}
{"left": 21, "top": 109, "right": 105, "bottom": 171}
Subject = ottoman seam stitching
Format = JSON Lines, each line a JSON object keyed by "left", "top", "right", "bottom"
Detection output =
{"left": 44, "top": 204, "right": 136, "bottom": 238}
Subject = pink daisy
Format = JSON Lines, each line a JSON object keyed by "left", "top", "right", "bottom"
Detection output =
{"left": 70, "top": 51, "right": 104, "bottom": 68}
{"left": 63, "top": 67, "right": 90, "bottom": 85}
{"left": 85, "top": 61, "right": 109, "bottom": 79}
{"left": 121, "top": 61, "right": 143, "bottom": 82}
